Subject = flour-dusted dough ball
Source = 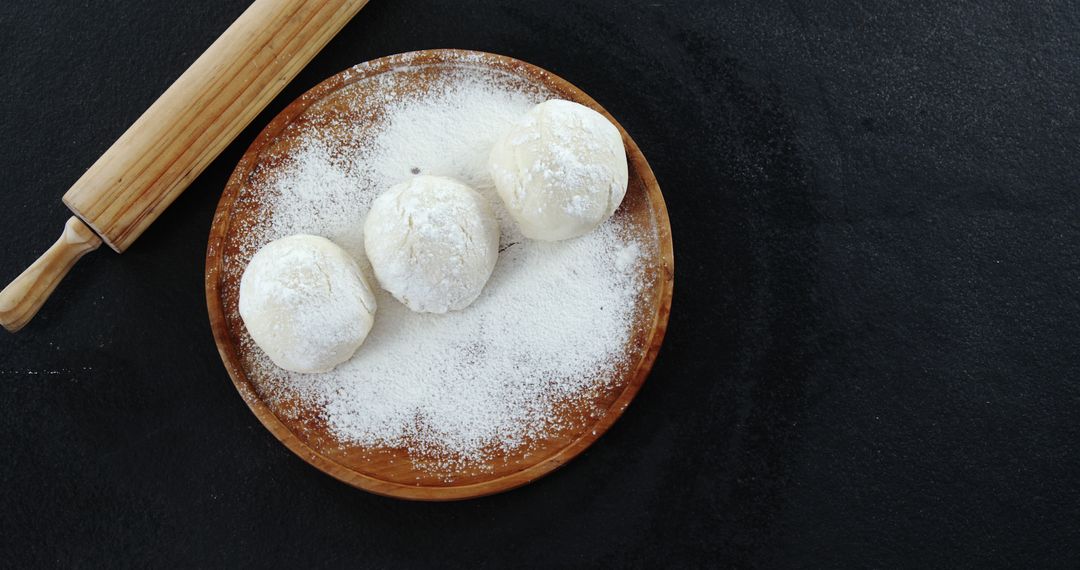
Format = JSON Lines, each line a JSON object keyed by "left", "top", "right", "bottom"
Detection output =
{"left": 239, "top": 235, "right": 377, "bottom": 373}
{"left": 488, "top": 99, "right": 629, "bottom": 241}
{"left": 364, "top": 175, "right": 500, "bottom": 313}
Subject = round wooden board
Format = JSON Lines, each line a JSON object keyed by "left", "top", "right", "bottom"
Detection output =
{"left": 205, "top": 50, "right": 674, "bottom": 500}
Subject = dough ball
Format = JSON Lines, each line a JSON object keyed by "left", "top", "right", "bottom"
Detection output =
{"left": 488, "top": 99, "right": 628, "bottom": 241}
{"left": 239, "top": 235, "right": 376, "bottom": 373}
{"left": 364, "top": 175, "right": 499, "bottom": 313}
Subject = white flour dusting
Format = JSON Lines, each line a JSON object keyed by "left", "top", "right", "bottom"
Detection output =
{"left": 232, "top": 62, "right": 649, "bottom": 472}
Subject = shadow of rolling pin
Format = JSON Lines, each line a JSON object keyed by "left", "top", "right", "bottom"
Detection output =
{"left": 0, "top": 0, "right": 369, "bottom": 333}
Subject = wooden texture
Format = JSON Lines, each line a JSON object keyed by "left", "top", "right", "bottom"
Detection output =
{"left": 2, "top": 0, "right": 365, "bottom": 333}
{"left": 63, "top": 0, "right": 369, "bottom": 253}
{"left": 0, "top": 217, "right": 101, "bottom": 332}
{"left": 205, "top": 50, "right": 675, "bottom": 500}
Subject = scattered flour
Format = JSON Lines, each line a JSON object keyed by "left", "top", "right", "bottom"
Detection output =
{"left": 231, "top": 60, "right": 650, "bottom": 472}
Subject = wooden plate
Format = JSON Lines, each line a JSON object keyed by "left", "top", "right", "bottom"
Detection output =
{"left": 205, "top": 50, "right": 673, "bottom": 500}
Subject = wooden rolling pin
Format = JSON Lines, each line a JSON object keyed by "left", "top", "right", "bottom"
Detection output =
{"left": 0, "top": 0, "right": 369, "bottom": 332}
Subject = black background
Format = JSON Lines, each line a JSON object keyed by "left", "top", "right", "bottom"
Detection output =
{"left": 2, "top": 0, "right": 1079, "bottom": 567}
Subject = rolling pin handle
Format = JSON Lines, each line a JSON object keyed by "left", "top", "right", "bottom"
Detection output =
{"left": 0, "top": 216, "right": 102, "bottom": 332}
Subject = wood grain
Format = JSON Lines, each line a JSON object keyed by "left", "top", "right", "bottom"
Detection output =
{"left": 63, "top": 0, "right": 369, "bottom": 253}
{"left": 0, "top": 217, "right": 101, "bottom": 332}
{"left": 205, "top": 50, "right": 675, "bottom": 500}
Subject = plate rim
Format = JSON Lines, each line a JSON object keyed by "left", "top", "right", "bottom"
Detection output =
{"left": 205, "top": 48, "right": 674, "bottom": 500}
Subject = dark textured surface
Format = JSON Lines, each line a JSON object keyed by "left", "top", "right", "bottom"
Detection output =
{"left": 2, "top": 0, "right": 1079, "bottom": 567}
